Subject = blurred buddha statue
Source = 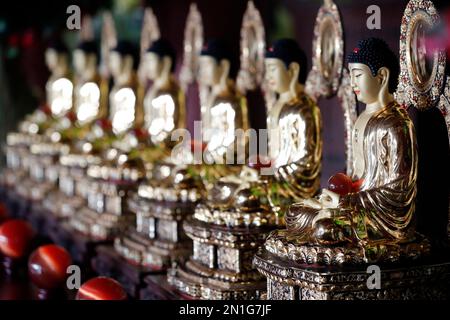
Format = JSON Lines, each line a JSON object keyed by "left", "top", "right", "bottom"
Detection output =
{"left": 195, "top": 39, "right": 322, "bottom": 226}
{"left": 266, "top": 38, "right": 430, "bottom": 265}
{"left": 68, "top": 40, "right": 145, "bottom": 239}
{"left": 137, "top": 38, "right": 185, "bottom": 164}
{"left": 140, "top": 39, "right": 248, "bottom": 203}
{"left": 18, "top": 39, "right": 73, "bottom": 137}
{"left": 45, "top": 41, "right": 105, "bottom": 145}
{"left": 113, "top": 39, "right": 248, "bottom": 268}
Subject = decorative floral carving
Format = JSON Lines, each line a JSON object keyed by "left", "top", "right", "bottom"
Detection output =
{"left": 396, "top": 0, "right": 446, "bottom": 110}
{"left": 236, "top": 1, "right": 266, "bottom": 93}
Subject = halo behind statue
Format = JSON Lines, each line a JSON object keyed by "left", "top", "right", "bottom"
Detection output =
{"left": 100, "top": 11, "right": 117, "bottom": 79}
{"left": 396, "top": 0, "right": 446, "bottom": 109}
{"left": 305, "top": 0, "right": 357, "bottom": 176}
{"left": 138, "top": 7, "right": 161, "bottom": 84}
{"left": 179, "top": 3, "right": 204, "bottom": 91}
{"left": 236, "top": 1, "right": 266, "bottom": 93}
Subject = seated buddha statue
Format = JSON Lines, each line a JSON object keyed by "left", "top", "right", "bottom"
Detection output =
{"left": 141, "top": 39, "right": 248, "bottom": 200}
{"left": 136, "top": 38, "right": 185, "bottom": 164}
{"left": 85, "top": 40, "right": 148, "bottom": 181}
{"left": 45, "top": 40, "right": 105, "bottom": 146}
{"left": 195, "top": 39, "right": 322, "bottom": 226}
{"left": 266, "top": 38, "right": 430, "bottom": 264}
{"left": 17, "top": 39, "right": 73, "bottom": 139}
{"left": 6, "top": 39, "right": 74, "bottom": 196}
{"left": 42, "top": 40, "right": 106, "bottom": 214}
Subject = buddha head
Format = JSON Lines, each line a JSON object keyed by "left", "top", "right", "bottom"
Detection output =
{"left": 141, "top": 38, "right": 176, "bottom": 82}
{"left": 109, "top": 40, "right": 139, "bottom": 82}
{"left": 73, "top": 40, "right": 98, "bottom": 77}
{"left": 264, "top": 39, "right": 307, "bottom": 95}
{"left": 45, "top": 39, "right": 69, "bottom": 74}
{"left": 198, "top": 39, "right": 233, "bottom": 87}
{"left": 348, "top": 38, "right": 399, "bottom": 106}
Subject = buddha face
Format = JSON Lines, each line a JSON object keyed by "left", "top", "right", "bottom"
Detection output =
{"left": 73, "top": 49, "right": 87, "bottom": 75}
{"left": 349, "top": 63, "right": 383, "bottom": 104}
{"left": 142, "top": 52, "right": 163, "bottom": 81}
{"left": 45, "top": 48, "right": 59, "bottom": 72}
{"left": 198, "top": 55, "right": 221, "bottom": 87}
{"left": 264, "top": 58, "right": 291, "bottom": 94}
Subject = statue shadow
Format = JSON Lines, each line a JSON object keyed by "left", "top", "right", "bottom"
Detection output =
{"left": 409, "top": 107, "right": 450, "bottom": 250}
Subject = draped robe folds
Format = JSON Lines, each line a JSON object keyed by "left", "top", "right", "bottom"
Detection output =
{"left": 268, "top": 94, "right": 322, "bottom": 206}
{"left": 284, "top": 101, "right": 418, "bottom": 245}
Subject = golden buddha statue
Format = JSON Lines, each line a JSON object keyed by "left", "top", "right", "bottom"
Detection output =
{"left": 168, "top": 38, "right": 322, "bottom": 300}
{"left": 19, "top": 40, "right": 73, "bottom": 137}
{"left": 137, "top": 39, "right": 185, "bottom": 163}
{"left": 265, "top": 38, "right": 430, "bottom": 265}
{"left": 113, "top": 39, "right": 247, "bottom": 269}
{"left": 6, "top": 40, "right": 74, "bottom": 198}
{"left": 43, "top": 40, "right": 106, "bottom": 216}
{"left": 195, "top": 39, "right": 322, "bottom": 226}
{"left": 68, "top": 40, "right": 144, "bottom": 239}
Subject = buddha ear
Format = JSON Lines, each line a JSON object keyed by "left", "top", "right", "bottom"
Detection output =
{"left": 288, "top": 61, "right": 300, "bottom": 82}
{"left": 123, "top": 55, "right": 134, "bottom": 71}
{"left": 87, "top": 53, "right": 97, "bottom": 67}
{"left": 377, "top": 67, "right": 390, "bottom": 89}
{"left": 219, "top": 59, "right": 230, "bottom": 85}
{"left": 377, "top": 66, "right": 392, "bottom": 105}
{"left": 288, "top": 62, "right": 300, "bottom": 98}
{"left": 162, "top": 55, "right": 172, "bottom": 75}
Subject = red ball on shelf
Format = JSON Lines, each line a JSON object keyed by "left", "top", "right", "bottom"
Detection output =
{"left": 76, "top": 277, "right": 127, "bottom": 300}
{"left": 28, "top": 244, "right": 72, "bottom": 290}
{"left": 0, "top": 219, "right": 34, "bottom": 259}
{"left": 328, "top": 173, "right": 353, "bottom": 196}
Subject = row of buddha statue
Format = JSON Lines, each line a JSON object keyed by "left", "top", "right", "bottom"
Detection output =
{"left": 2, "top": 0, "right": 449, "bottom": 300}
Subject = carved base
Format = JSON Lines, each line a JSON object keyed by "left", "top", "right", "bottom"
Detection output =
{"left": 167, "top": 217, "right": 276, "bottom": 300}
{"left": 253, "top": 247, "right": 450, "bottom": 300}
{"left": 91, "top": 245, "right": 160, "bottom": 299}
{"left": 140, "top": 274, "right": 187, "bottom": 300}
{"left": 114, "top": 228, "right": 191, "bottom": 270}
{"left": 68, "top": 206, "right": 134, "bottom": 241}
{"left": 42, "top": 191, "right": 84, "bottom": 219}
{"left": 54, "top": 221, "right": 110, "bottom": 268}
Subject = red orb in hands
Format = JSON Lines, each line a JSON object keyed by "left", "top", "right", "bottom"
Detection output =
{"left": 248, "top": 155, "right": 272, "bottom": 170}
{"left": 0, "top": 219, "right": 34, "bottom": 259}
{"left": 328, "top": 173, "right": 353, "bottom": 196}
{"left": 39, "top": 103, "right": 52, "bottom": 115}
{"left": 65, "top": 111, "right": 78, "bottom": 123}
{"left": 190, "top": 139, "right": 207, "bottom": 153}
{"left": 76, "top": 277, "right": 127, "bottom": 300}
{"left": 96, "top": 118, "right": 112, "bottom": 131}
{"left": 132, "top": 127, "right": 149, "bottom": 141}
{"left": 28, "top": 245, "right": 72, "bottom": 290}
{"left": 0, "top": 203, "right": 8, "bottom": 223}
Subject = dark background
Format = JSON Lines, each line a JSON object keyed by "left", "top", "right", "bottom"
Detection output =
{"left": 0, "top": 0, "right": 449, "bottom": 244}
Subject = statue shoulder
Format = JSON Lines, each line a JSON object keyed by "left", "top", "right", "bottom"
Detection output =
{"left": 280, "top": 94, "right": 320, "bottom": 119}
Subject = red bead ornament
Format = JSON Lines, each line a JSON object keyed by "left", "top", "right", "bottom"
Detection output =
{"left": 28, "top": 245, "right": 72, "bottom": 290}
{"left": 328, "top": 173, "right": 353, "bottom": 196}
{"left": 0, "top": 219, "right": 34, "bottom": 259}
{"left": 76, "top": 277, "right": 127, "bottom": 300}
